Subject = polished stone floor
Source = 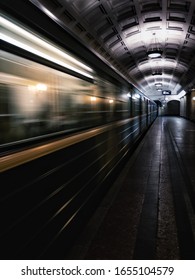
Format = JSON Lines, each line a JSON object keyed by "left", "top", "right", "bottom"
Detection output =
{"left": 68, "top": 117, "right": 195, "bottom": 260}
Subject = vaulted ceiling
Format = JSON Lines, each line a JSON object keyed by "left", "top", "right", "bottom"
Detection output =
{"left": 27, "top": 0, "right": 195, "bottom": 100}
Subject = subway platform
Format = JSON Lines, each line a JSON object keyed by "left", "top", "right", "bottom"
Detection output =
{"left": 68, "top": 116, "right": 195, "bottom": 260}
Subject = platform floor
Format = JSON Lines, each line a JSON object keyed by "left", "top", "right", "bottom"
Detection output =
{"left": 68, "top": 116, "right": 195, "bottom": 260}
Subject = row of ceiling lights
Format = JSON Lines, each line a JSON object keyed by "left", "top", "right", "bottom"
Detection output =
{"left": 146, "top": 33, "right": 165, "bottom": 94}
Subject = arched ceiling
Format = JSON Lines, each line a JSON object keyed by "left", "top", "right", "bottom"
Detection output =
{"left": 29, "top": 0, "right": 195, "bottom": 100}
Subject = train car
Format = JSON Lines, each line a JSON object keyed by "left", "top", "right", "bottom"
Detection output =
{"left": 0, "top": 14, "right": 157, "bottom": 259}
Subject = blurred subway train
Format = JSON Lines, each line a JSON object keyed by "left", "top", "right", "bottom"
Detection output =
{"left": 0, "top": 14, "right": 157, "bottom": 259}
{"left": 0, "top": 50, "right": 147, "bottom": 148}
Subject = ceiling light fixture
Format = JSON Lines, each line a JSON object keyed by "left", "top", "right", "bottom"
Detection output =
{"left": 152, "top": 71, "right": 162, "bottom": 76}
{"left": 147, "top": 33, "right": 163, "bottom": 58}
{"left": 147, "top": 50, "right": 162, "bottom": 58}
{"left": 177, "top": 90, "right": 186, "bottom": 98}
{"left": 155, "top": 83, "right": 162, "bottom": 87}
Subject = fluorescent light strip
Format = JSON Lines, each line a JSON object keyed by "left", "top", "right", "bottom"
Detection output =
{"left": 177, "top": 90, "right": 186, "bottom": 99}
{"left": 1, "top": 33, "right": 93, "bottom": 80}
{"left": 0, "top": 16, "right": 93, "bottom": 75}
